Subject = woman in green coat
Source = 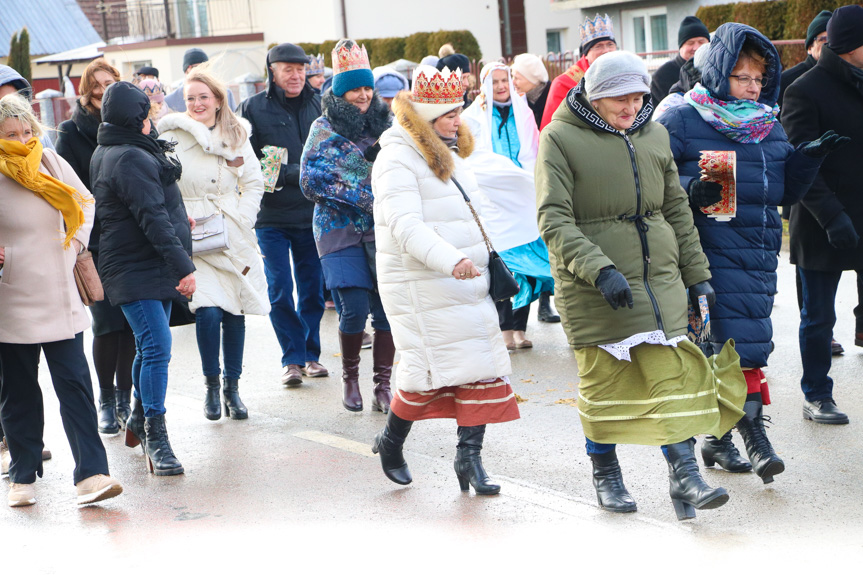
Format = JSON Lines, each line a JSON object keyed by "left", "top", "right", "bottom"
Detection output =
{"left": 535, "top": 51, "right": 746, "bottom": 521}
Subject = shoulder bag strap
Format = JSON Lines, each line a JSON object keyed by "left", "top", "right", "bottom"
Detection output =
{"left": 450, "top": 176, "right": 495, "bottom": 254}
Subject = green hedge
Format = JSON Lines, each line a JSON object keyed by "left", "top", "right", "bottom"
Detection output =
{"left": 298, "top": 30, "right": 481, "bottom": 68}
{"left": 697, "top": 0, "right": 861, "bottom": 40}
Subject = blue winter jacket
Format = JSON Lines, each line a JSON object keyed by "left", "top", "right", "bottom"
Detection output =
{"left": 657, "top": 23, "right": 821, "bottom": 368}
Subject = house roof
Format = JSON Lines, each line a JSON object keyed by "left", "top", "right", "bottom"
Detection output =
{"left": 1, "top": 0, "right": 103, "bottom": 58}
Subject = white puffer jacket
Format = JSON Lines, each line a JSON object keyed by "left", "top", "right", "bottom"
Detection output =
{"left": 159, "top": 113, "right": 269, "bottom": 316}
{"left": 372, "top": 93, "right": 511, "bottom": 393}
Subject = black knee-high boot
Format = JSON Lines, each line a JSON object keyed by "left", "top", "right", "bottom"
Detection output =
{"left": 589, "top": 448, "right": 637, "bottom": 513}
{"left": 454, "top": 425, "right": 500, "bottom": 495}
{"left": 372, "top": 411, "right": 413, "bottom": 484}
{"left": 665, "top": 439, "right": 729, "bottom": 521}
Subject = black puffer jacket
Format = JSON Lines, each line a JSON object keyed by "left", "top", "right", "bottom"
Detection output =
{"left": 237, "top": 58, "right": 321, "bottom": 229}
{"left": 89, "top": 81, "right": 194, "bottom": 306}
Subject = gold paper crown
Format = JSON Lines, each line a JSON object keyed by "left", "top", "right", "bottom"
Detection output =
{"left": 412, "top": 67, "right": 464, "bottom": 105}
{"left": 306, "top": 53, "right": 325, "bottom": 76}
{"left": 332, "top": 43, "right": 370, "bottom": 76}
{"left": 580, "top": 13, "right": 615, "bottom": 47}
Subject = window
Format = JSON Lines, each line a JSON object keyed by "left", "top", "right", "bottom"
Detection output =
{"left": 547, "top": 30, "right": 562, "bottom": 54}
{"left": 622, "top": 7, "right": 669, "bottom": 53}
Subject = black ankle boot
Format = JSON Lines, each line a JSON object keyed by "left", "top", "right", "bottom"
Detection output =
{"left": 537, "top": 292, "right": 561, "bottom": 323}
{"left": 203, "top": 376, "right": 221, "bottom": 421}
{"left": 116, "top": 389, "right": 132, "bottom": 431}
{"left": 222, "top": 378, "right": 248, "bottom": 420}
{"left": 371, "top": 411, "right": 413, "bottom": 485}
{"left": 665, "top": 439, "right": 729, "bottom": 521}
{"left": 589, "top": 449, "right": 637, "bottom": 513}
{"left": 454, "top": 425, "right": 500, "bottom": 495}
{"left": 124, "top": 394, "right": 145, "bottom": 452}
{"left": 701, "top": 431, "right": 752, "bottom": 473}
{"left": 736, "top": 400, "right": 785, "bottom": 483}
{"left": 144, "top": 414, "right": 184, "bottom": 476}
{"left": 97, "top": 387, "right": 120, "bottom": 435}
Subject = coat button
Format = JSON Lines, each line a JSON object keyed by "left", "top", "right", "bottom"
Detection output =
{"left": 211, "top": 179, "right": 216, "bottom": 183}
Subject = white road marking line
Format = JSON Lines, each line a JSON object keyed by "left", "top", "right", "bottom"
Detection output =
{"left": 293, "top": 430, "right": 377, "bottom": 458}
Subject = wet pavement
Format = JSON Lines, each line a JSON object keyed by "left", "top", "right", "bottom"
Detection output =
{"left": 3, "top": 253, "right": 863, "bottom": 571}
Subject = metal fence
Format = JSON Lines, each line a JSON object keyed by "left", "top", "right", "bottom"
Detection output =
{"left": 94, "top": 0, "right": 256, "bottom": 42}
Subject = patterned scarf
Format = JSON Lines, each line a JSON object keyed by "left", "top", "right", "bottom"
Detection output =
{"left": 0, "top": 137, "right": 90, "bottom": 248}
{"left": 684, "top": 83, "right": 779, "bottom": 144}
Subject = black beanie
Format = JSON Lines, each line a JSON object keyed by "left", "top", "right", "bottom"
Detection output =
{"left": 805, "top": 10, "right": 832, "bottom": 49}
{"left": 437, "top": 53, "right": 470, "bottom": 74}
{"left": 182, "top": 48, "right": 208, "bottom": 72}
{"left": 267, "top": 43, "right": 310, "bottom": 65}
{"left": 678, "top": 16, "right": 710, "bottom": 47}
{"left": 827, "top": 5, "right": 863, "bottom": 55}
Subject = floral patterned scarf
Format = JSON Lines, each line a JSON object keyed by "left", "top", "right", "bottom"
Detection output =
{"left": 684, "top": 83, "right": 779, "bottom": 144}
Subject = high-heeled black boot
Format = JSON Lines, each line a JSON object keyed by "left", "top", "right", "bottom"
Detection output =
{"left": 454, "top": 425, "right": 500, "bottom": 495}
{"left": 222, "top": 377, "right": 248, "bottom": 420}
{"left": 701, "top": 431, "right": 752, "bottom": 473}
{"left": 116, "top": 389, "right": 131, "bottom": 431}
{"left": 736, "top": 399, "right": 785, "bottom": 484}
{"left": 124, "top": 394, "right": 145, "bottom": 452}
{"left": 665, "top": 438, "right": 729, "bottom": 521}
{"left": 371, "top": 411, "right": 413, "bottom": 485}
{"left": 589, "top": 449, "right": 637, "bottom": 513}
{"left": 97, "top": 387, "right": 120, "bottom": 435}
{"left": 203, "top": 375, "right": 221, "bottom": 421}
{"left": 144, "top": 414, "right": 184, "bottom": 476}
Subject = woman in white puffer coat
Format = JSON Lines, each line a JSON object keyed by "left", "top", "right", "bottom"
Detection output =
{"left": 370, "top": 65, "right": 519, "bottom": 495}
{"left": 158, "top": 69, "right": 268, "bottom": 422}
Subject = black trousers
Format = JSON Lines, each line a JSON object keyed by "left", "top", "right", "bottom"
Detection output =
{"left": 496, "top": 299, "right": 530, "bottom": 332}
{"left": 0, "top": 333, "right": 109, "bottom": 484}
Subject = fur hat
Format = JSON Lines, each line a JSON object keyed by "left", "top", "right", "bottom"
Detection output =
{"left": 331, "top": 39, "right": 374, "bottom": 97}
{"left": 584, "top": 51, "right": 649, "bottom": 102}
{"left": 410, "top": 65, "right": 465, "bottom": 123}
{"left": 511, "top": 54, "right": 548, "bottom": 85}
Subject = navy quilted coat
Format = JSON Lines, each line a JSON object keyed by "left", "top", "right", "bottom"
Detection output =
{"left": 657, "top": 24, "right": 821, "bottom": 368}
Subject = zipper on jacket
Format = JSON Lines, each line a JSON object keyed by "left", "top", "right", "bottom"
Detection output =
{"left": 622, "top": 133, "right": 664, "bottom": 332}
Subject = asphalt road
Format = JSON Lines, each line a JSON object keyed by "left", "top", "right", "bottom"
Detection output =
{"left": 3, "top": 252, "right": 863, "bottom": 572}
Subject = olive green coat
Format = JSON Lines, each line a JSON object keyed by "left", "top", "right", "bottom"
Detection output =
{"left": 536, "top": 88, "right": 710, "bottom": 348}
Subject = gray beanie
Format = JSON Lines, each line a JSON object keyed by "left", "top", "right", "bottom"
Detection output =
{"left": 584, "top": 51, "right": 649, "bottom": 101}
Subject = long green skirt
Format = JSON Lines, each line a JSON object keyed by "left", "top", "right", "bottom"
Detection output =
{"left": 573, "top": 339, "right": 746, "bottom": 446}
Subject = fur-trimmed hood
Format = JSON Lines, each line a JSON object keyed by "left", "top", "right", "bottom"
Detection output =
{"left": 157, "top": 112, "right": 252, "bottom": 160}
{"left": 387, "top": 91, "right": 474, "bottom": 181}
{"left": 321, "top": 88, "right": 391, "bottom": 143}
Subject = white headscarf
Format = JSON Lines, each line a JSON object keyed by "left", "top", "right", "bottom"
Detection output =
{"left": 461, "top": 62, "right": 542, "bottom": 252}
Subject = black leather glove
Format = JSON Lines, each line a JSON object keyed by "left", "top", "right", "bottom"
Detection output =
{"left": 688, "top": 280, "right": 716, "bottom": 311}
{"left": 687, "top": 179, "right": 723, "bottom": 208}
{"left": 596, "top": 266, "right": 634, "bottom": 310}
{"left": 802, "top": 130, "right": 851, "bottom": 158}
{"left": 364, "top": 142, "right": 382, "bottom": 162}
{"left": 824, "top": 212, "right": 860, "bottom": 250}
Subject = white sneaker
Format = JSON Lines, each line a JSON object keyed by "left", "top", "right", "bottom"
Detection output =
{"left": 76, "top": 474, "right": 123, "bottom": 505}
{"left": 8, "top": 482, "right": 36, "bottom": 507}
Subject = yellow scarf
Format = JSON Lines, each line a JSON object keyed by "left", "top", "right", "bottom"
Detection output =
{"left": 0, "top": 137, "right": 91, "bottom": 248}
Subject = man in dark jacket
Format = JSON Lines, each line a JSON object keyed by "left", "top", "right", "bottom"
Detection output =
{"left": 237, "top": 43, "right": 328, "bottom": 386}
{"left": 783, "top": 5, "right": 863, "bottom": 425}
{"left": 649, "top": 16, "right": 710, "bottom": 105}
{"left": 778, "top": 10, "right": 831, "bottom": 110}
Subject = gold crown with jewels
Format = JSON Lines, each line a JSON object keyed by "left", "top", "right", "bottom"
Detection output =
{"left": 411, "top": 67, "right": 464, "bottom": 104}
{"left": 332, "top": 43, "right": 370, "bottom": 75}
{"left": 306, "top": 53, "right": 325, "bottom": 76}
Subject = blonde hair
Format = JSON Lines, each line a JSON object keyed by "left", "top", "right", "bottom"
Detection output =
{"left": 184, "top": 67, "right": 247, "bottom": 150}
{"left": 0, "top": 93, "right": 44, "bottom": 138}
{"left": 439, "top": 43, "right": 455, "bottom": 58}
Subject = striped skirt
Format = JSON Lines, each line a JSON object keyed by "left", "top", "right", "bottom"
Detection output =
{"left": 390, "top": 377, "right": 520, "bottom": 427}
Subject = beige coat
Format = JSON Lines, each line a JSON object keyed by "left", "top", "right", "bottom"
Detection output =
{"left": 158, "top": 113, "right": 269, "bottom": 316}
{"left": 0, "top": 149, "right": 94, "bottom": 344}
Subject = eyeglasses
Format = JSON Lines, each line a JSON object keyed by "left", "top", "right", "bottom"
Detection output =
{"left": 729, "top": 74, "right": 767, "bottom": 88}
{"left": 815, "top": 35, "right": 829, "bottom": 44}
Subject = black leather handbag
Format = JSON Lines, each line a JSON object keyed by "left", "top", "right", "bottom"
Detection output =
{"left": 450, "top": 177, "right": 520, "bottom": 302}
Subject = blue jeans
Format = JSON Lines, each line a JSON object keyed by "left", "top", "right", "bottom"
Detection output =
{"left": 585, "top": 438, "right": 682, "bottom": 458}
{"left": 798, "top": 267, "right": 842, "bottom": 402}
{"left": 256, "top": 227, "right": 325, "bottom": 366}
{"left": 195, "top": 306, "right": 245, "bottom": 379}
{"left": 334, "top": 287, "right": 390, "bottom": 334}
{"left": 121, "top": 300, "right": 172, "bottom": 418}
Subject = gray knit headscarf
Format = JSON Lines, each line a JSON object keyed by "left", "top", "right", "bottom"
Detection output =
{"left": 584, "top": 51, "right": 650, "bottom": 101}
